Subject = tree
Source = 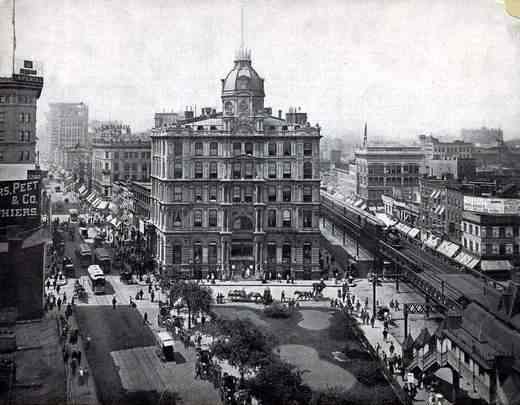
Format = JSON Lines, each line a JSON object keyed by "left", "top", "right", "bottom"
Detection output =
{"left": 247, "top": 359, "right": 312, "bottom": 405}
{"left": 211, "top": 318, "right": 275, "bottom": 380}
{"left": 169, "top": 281, "right": 212, "bottom": 329}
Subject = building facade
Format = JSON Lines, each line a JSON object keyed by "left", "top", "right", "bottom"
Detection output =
{"left": 0, "top": 63, "right": 43, "bottom": 168}
{"left": 151, "top": 48, "right": 321, "bottom": 279}
{"left": 47, "top": 102, "right": 88, "bottom": 166}
{"left": 91, "top": 129, "right": 151, "bottom": 200}
{"left": 461, "top": 195, "right": 520, "bottom": 273}
{"left": 355, "top": 145, "right": 423, "bottom": 204}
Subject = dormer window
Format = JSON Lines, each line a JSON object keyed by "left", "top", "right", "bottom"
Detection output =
{"left": 197, "top": 125, "right": 204, "bottom": 131}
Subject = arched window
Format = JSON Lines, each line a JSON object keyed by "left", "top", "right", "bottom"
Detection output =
{"left": 233, "top": 216, "right": 253, "bottom": 230}
{"left": 195, "top": 142, "right": 203, "bottom": 156}
{"left": 303, "top": 162, "right": 313, "bottom": 179}
{"left": 282, "top": 210, "right": 291, "bottom": 227}
{"left": 303, "top": 243, "right": 312, "bottom": 264}
{"left": 194, "top": 210, "right": 202, "bottom": 227}
{"left": 193, "top": 242, "right": 202, "bottom": 264}
{"left": 282, "top": 243, "right": 291, "bottom": 263}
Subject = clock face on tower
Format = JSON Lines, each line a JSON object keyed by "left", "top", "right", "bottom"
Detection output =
{"left": 238, "top": 99, "right": 249, "bottom": 114}
{"left": 224, "top": 101, "right": 234, "bottom": 116}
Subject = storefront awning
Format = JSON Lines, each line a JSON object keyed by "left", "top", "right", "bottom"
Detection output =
{"left": 375, "top": 213, "right": 398, "bottom": 228}
{"left": 91, "top": 198, "right": 101, "bottom": 207}
{"left": 424, "top": 235, "right": 441, "bottom": 249}
{"left": 436, "top": 240, "right": 460, "bottom": 258}
{"left": 106, "top": 215, "right": 113, "bottom": 223}
{"left": 109, "top": 202, "right": 118, "bottom": 213}
{"left": 480, "top": 260, "right": 513, "bottom": 272}
{"left": 407, "top": 228, "right": 420, "bottom": 239}
{"left": 78, "top": 185, "right": 87, "bottom": 194}
{"left": 454, "top": 251, "right": 480, "bottom": 269}
{"left": 395, "top": 222, "right": 412, "bottom": 236}
{"left": 86, "top": 193, "right": 97, "bottom": 203}
{"left": 354, "top": 199, "right": 363, "bottom": 207}
{"left": 99, "top": 201, "right": 109, "bottom": 210}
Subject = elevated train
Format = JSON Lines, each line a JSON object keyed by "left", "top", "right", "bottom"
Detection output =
{"left": 321, "top": 192, "right": 403, "bottom": 249}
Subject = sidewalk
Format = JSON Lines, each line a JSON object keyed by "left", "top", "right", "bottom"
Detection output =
{"left": 352, "top": 307, "right": 450, "bottom": 405}
{"left": 46, "top": 286, "right": 99, "bottom": 405}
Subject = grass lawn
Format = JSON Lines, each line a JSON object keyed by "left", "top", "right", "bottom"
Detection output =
{"left": 214, "top": 305, "right": 398, "bottom": 405}
{"left": 74, "top": 305, "right": 164, "bottom": 405}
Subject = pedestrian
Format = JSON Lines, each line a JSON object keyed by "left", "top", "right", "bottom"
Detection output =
{"left": 53, "top": 279, "right": 57, "bottom": 289}
{"left": 77, "top": 350, "right": 82, "bottom": 366}
{"left": 63, "top": 292, "right": 67, "bottom": 305}
{"left": 63, "top": 346, "right": 70, "bottom": 364}
{"left": 46, "top": 279, "right": 51, "bottom": 290}
{"left": 389, "top": 342, "right": 395, "bottom": 356}
{"left": 370, "top": 316, "right": 375, "bottom": 328}
{"left": 57, "top": 284, "right": 61, "bottom": 294}
{"left": 148, "top": 284, "right": 152, "bottom": 294}
{"left": 382, "top": 351, "right": 387, "bottom": 367}
{"left": 143, "top": 312, "right": 148, "bottom": 324}
{"left": 281, "top": 290, "right": 285, "bottom": 303}
{"left": 365, "top": 297, "right": 369, "bottom": 308}
{"left": 57, "top": 297, "right": 62, "bottom": 311}
{"left": 376, "top": 342, "right": 381, "bottom": 356}
{"left": 383, "top": 328, "right": 388, "bottom": 342}
{"left": 83, "top": 367, "right": 89, "bottom": 386}
{"left": 85, "top": 335, "right": 91, "bottom": 350}
{"left": 395, "top": 300, "right": 400, "bottom": 311}
{"left": 150, "top": 291, "right": 155, "bottom": 303}
{"left": 389, "top": 300, "right": 394, "bottom": 310}
{"left": 71, "top": 357, "right": 77, "bottom": 376}
{"left": 112, "top": 296, "right": 117, "bottom": 309}
{"left": 389, "top": 360, "right": 395, "bottom": 375}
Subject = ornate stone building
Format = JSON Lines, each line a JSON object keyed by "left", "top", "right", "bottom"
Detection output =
{"left": 151, "top": 48, "right": 321, "bottom": 279}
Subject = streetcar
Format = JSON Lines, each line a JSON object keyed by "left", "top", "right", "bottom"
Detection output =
{"left": 76, "top": 243, "right": 92, "bottom": 267}
{"left": 94, "top": 247, "right": 112, "bottom": 274}
{"left": 87, "top": 265, "right": 106, "bottom": 294}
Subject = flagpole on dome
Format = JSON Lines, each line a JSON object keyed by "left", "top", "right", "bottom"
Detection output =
{"left": 12, "top": 0, "right": 17, "bottom": 76}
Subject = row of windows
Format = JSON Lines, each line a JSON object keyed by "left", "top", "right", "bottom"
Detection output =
{"left": 18, "top": 113, "right": 32, "bottom": 123}
{"left": 18, "top": 151, "right": 31, "bottom": 161}
{"left": 170, "top": 242, "right": 314, "bottom": 265}
{"left": 0, "top": 95, "right": 37, "bottom": 104}
{"left": 154, "top": 184, "right": 314, "bottom": 203}
{"left": 161, "top": 140, "right": 314, "bottom": 157}
{"left": 156, "top": 160, "right": 314, "bottom": 180}
{"left": 359, "top": 164, "right": 420, "bottom": 175}
{"left": 112, "top": 162, "right": 148, "bottom": 172}
{"left": 19, "top": 130, "right": 32, "bottom": 142}
{"left": 104, "top": 151, "right": 151, "bottom": 159}
{"left": 463, "top": 222, "right": 519, "bottom": 238}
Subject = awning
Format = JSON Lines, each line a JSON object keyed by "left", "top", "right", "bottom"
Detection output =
{"left": 375, "top": 213, "right": 398, "bottom": 228}
{"left": 86, "top": 193, "right": 97, "bottom": 203}
{"left": 360, "top": 203, "right": 367, "bottom": 210}
{"left": 480, "top": 260, "right": 514, "bottom": 272}
{"left": 395, "top": 222, "right": 412, "bottom": 235}
{"left": 78, "top": 185, "right": 87, "bottom": 194}
{"left": 407, "top": 228, "right": 420, "bottom": 239}
{"left": 92, "top": 198, "right": 102, "bottom": 207}
{"left": 454, "top": 251, "right": 480, "bottom": 269}
{"left": 354, "top": 199, "right": 363, "bottom": 207}
{"left": 106, "top": 215, "right": 113, "bottom": 223}
{"left": 109, "top": 202, "right": 118, "bottom": 213}
{"left": 98, "top": 201, "right": 109, "bottom": 210}
{"left": 435, "top": 240, "right": 460, "bottom": 258}
{"left": 424, "top": 235, "right": 441, "bottom": 249}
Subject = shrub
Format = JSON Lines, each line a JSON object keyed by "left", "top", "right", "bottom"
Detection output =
{"left": 264, "top": 303, "right": 294, "bottom": 318}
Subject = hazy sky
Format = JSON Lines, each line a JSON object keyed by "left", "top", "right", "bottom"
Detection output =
{"left": 1, "top": 0, "right": 520, "bottom": 141}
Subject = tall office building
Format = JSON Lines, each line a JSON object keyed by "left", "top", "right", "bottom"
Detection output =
{"left": 47, "top": 102, "right": 88, "bottom": 166}
{"left": 151, "top": 47, "right": 322, "bottom": 279}
{"left": 0, "top": 60, "right": 44, "bottom": 178}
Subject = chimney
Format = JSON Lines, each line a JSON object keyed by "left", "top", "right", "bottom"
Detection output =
{"left": 278, "top": 110, "right": 282, "bottom": 119}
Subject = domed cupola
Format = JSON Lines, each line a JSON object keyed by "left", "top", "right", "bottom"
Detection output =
{"left": 222, "top": 48, "right": 264, "bottom": 97}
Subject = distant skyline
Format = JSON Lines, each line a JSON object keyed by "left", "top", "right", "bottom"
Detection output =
{"left": 1, "top": 0, "right": 520, "bottom": 142}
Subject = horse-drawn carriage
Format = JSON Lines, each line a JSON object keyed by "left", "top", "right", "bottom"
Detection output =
{"left": 73, "top": 280, "right": 87, "bottom": 300}
{"left": 227, "top": 289, "right": 264, "bottom": 303}
{"left": 294, "top": 281, "right": 327, "bottom": 301}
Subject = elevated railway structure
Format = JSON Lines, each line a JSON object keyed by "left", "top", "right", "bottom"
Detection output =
{"left": 320, "top": 192, "right": 505, "bottom": 312}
